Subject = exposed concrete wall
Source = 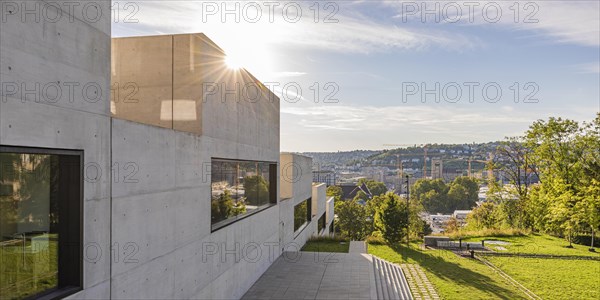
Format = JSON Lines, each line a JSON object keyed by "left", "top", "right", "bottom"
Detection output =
{"left": 110, "top": 119, "right": 280, "bottom": 299}
{"left": 0, "top": 1, "right": 112, "bottom": 298}
{"left": 280, "top": 153, "right": 313, "bottom": 203}
{"left": 312, "top": 183, "right": 326, "bottom": 219}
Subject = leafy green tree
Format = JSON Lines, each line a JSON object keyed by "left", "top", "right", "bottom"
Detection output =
{"left": 525, "top": 116, "right": 591, "bottom": 245}
{"left": 451, "top": 176, "right": 479, "bottom": 201}
{"left": 413, "top": 177, "right": 478, "bottom": 214}
{"left": 466, "top": 202, "right": 498, "bottom": 230}
{"left": 335, "top": 200, "right": 369, "bottom": 240}
{"left": 413, "top": 179, "right": 448, "bottom": 213}
{"left": 366, "top": 193, "right": 386, "bottom": 233}
{"left": 326, "top": 185, "right": 343, "bottom": 202}
{"left": 575, "top": 179, "right": 600, "bottom": 250}
{"left": 448, "top": 184, "right": 471, "bottom": 210}
{"left": 375, "top": 193, "right": 408, "bottom": 245}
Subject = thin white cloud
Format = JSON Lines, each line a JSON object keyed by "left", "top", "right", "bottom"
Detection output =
{"left": 574, "top": 62, "right": 600, "bottom": 74}
{"left": 280, "top": 103, "right": 597, "bottom": 151}
{"left": 385, "top": 1, "right": 600, "bottom": 47}
{"left": 113, "top": 1, "right": 480, "bottom": 53}
{"left": 272, "top": 72, "right": 308, "bottom": 78}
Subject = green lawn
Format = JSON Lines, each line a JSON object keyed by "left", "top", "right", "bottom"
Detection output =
{"left": 368, "top": 243, "right": 528, "bottom": 299}
{"left": 369, "top": 234, "right": 600, "bottom": 300}
{"left": 464, "top": 233, "right": 600, "bottom": 257}
{"left": 484, "top": 256, "right": 600, "bottom": 300}
{"left": 301, "top": 241, "right": 350, "bottom": 253}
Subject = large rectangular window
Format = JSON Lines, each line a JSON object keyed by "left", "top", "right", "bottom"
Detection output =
{"left": 211, "top": 159, "right": 277, "bottom": 231}
{"left": 0, "top": 146, "right": 82, "bottom": 299}
{"left": 293, "top": 198, "right": 311, "bottom": 232}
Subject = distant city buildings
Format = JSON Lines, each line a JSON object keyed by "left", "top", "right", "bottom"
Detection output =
{"left": 313, "top": 170, "right": 337, "bottom": 186}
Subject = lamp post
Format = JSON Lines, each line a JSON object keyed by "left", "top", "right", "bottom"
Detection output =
{"left": 405, "top": 174, "right": 410, "bottom": 248}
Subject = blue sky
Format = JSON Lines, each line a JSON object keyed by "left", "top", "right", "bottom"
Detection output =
{"left": 113, "top": 1, "right": 600, "bottom": 152}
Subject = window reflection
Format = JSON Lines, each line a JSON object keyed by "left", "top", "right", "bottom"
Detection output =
{"left": 211, "top": 159, "right": 276, "bottom": 230}
{"left": 294, "top": 199, "right": 311, "bottom": 232}
{"left": 0, "top": 150, "right": 81, "bottom": 299}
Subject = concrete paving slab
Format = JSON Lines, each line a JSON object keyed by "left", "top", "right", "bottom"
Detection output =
{"left": 242, "top": 252, "right": 376, "bottom": 300}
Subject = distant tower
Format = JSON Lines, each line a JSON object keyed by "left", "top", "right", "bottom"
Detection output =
{"left": 423, "top": 146, "right": 428, "bottom": 178}
{"left": 487, "top": 152, "right": 494, "bottom": 180}
{"left": 431, "top": 159, "right": 443, "bottom": 179}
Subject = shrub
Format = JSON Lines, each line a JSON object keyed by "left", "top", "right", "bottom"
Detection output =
{"left": 307, "top": 235, "right": 348, "bottom": 243}
{"left": 366, "top": 234, "right": 387, "bottom": 245}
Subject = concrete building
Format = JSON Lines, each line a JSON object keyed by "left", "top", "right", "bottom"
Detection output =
{"left": 0, "top": 3, "right": 332, "bottom": 298}
{"left": 109, "top": 33, "right": 280, "bottom": 300}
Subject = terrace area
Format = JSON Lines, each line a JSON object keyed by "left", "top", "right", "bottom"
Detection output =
{"left": 242, "top": 242, "right": 417, "bottom": 300}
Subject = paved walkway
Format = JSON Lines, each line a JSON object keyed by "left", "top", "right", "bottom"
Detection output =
{"left": 242, "top": 251, "right": 376, "bottom": 299}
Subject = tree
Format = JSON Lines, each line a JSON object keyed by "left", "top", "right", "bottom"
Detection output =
{"left": 375, "top": 193, "right": 408, "bottom": 245}
{"left": 494, "top": 137, "right": 536, "bottom": 200}
{"left": 326, "top": 185, "right": 343, "bottom": 202}
{"left": 575, "top": 114, "right": 600, "bottom": 249}
{"left": 335, "top": 200, "right": 369, "bottom": 240}
{"left": 413, "top": 177, "right": 478, "bottom": 214}
{"left": 575, "top": 179, "right": 600, "bottom": 250}
{"left": 525, "top": 117, "right": 589, "bottom": 245}
{"left": 413, "top": 179, "right": 448, "bottom": 213}
{"left": 366, "top": 193, "right": 386, "bottom": 234}
{"left": 466, "top": 202, "right": 498, "bottom": 230}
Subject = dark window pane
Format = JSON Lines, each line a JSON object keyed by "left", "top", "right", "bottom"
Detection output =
{"left": 0, "top": 150, "right": 81, "bottom": 299}
{"left": 293, "top": 199, "right": 310, "bottom": 232}
{"left": 318, "top": 213, "right": 326, "bottom": 233}
{"left": 211, "top": 159, "right": 276, "bottom": 230}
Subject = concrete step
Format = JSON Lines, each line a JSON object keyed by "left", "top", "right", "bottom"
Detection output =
{"left": 372, "top": 256, "right": 413, "bottom": 300}
{"left": 373, "top": 255, "right": 385, "bottom": 300}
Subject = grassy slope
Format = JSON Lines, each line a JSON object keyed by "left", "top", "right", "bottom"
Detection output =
{"left": 465, "top": 234, "right": 600, "bottom": 299}
{"left": 485, "top": 256, "right": 600, "bottom": 300}
{"left": 370, "top": 234, "right": 600, "bottom": 300}
{"left": 368, "top": 243, "right": 527, "bottom": 299}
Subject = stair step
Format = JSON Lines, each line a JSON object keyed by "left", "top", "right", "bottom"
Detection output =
{"left": 373, "top": 257, "right": 384, "bottom": 300}
{"left": 371, "top": 256, "right": 413, "bottom": 300}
